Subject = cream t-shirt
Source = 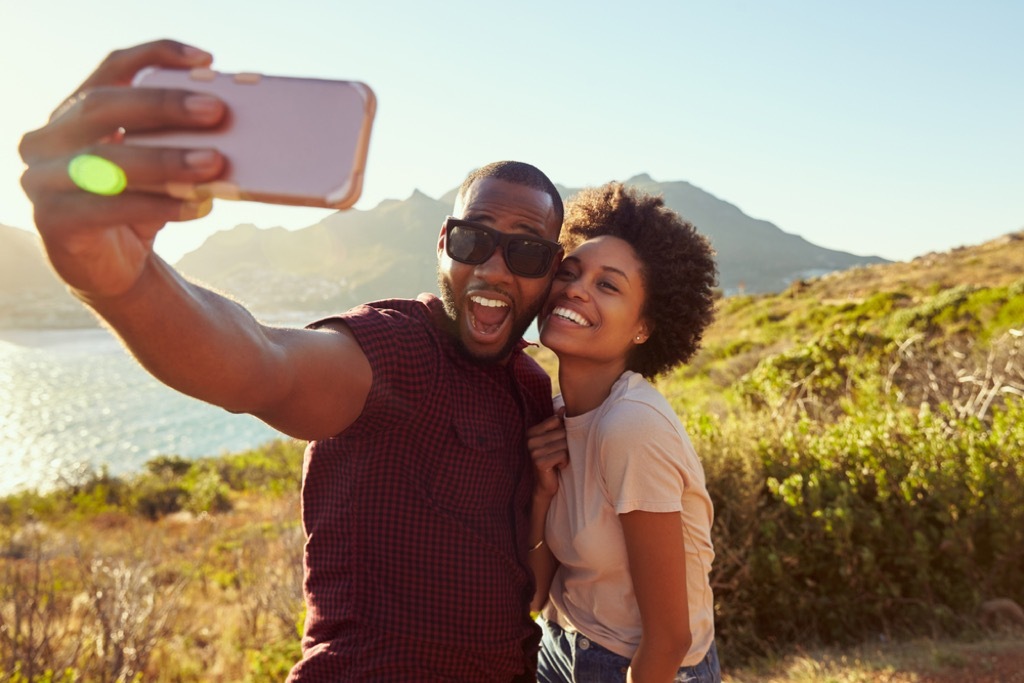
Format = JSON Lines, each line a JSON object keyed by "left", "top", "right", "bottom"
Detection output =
{"left": 544, "top": 371, "right": 715, "bottom": 666}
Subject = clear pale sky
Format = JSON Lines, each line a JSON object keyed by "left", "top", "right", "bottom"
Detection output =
{"left": 2, "top": 0, "right": 1021, "bottom": 264}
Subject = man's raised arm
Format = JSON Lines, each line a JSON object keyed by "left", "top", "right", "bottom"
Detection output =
{"left": 19, "top": 40, "right": 371, "bottom": 440}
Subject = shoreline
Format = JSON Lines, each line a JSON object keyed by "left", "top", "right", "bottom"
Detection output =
{"left": 0, "top": 327, "right": 286, "bottom": 498}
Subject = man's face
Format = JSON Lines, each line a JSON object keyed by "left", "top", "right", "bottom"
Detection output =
{"left": 437, "top": 177, "right": 561, "bottom": 363}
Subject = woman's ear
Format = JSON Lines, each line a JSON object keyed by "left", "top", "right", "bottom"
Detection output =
{"left": 634, "top": 320, "right": 652, "bottom": 345}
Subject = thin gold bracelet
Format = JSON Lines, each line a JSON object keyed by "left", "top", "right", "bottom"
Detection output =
{"left": 528, "top": 538, "right": 545, "bottom": 552}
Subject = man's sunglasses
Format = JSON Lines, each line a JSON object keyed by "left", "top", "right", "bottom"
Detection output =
{"left": 443, "top": 217, "right": 562, "bottom": 278}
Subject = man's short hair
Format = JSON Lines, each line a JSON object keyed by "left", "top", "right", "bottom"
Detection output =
{"left": 457, "top": 161, "right": 565, "bottom": 229}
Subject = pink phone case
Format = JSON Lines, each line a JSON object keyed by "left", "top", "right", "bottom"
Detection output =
{"left": 126, "top": 67, "right": 376, "bottom": 209}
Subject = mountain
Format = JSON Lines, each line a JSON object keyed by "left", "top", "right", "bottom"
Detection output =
{"left": 1, "top": 174, "right": 1001, "bottom": 328}
{"left": 0, "top": 224, "right": 57, "bottom": 292}
{"left": 175, "top": 189, "right": 446, "bottom": 319}
{"left": 173, "top": 175, "right": 889, "bottom": 318}
{"left": 620, "top": 174, "right": 888, "bottom": 292}
{"left": 0, "top": 224, "right": 93, "bottom": 327}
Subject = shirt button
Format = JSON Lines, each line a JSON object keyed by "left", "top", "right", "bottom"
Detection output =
{"left": 578, "top": 637, "right": 591, "bottom": 650}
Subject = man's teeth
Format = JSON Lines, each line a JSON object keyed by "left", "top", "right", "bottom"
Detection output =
{"left": 470, "top": 295, "right": 508, "bottom": 308}
{"left": 552, "top": 306, "right": 591, "bottom": 327}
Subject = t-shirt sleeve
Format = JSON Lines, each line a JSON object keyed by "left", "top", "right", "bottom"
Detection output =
{"left": 597, "top": 401, "right": 687, "bottom": 515}
{"left": 308, "top": 301, "right": 441, "bottom": 434}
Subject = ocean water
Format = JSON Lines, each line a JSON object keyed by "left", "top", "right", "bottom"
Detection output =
{"left": 0, "top": 327, "right": 283, "bottom": 496}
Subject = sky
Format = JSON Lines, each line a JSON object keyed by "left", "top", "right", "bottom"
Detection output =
{"left": 1, "top": 0, "right": 1021, "bottom": 264}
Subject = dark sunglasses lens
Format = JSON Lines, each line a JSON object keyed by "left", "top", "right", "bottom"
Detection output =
{"left": 448, "top": 225, "right": 495, "bottom": 263}
{"left": 506, "top": 240, "right": 552, "bottom": 277}
{"left": 448, "top": 222, "right": 553, "bottom": 277}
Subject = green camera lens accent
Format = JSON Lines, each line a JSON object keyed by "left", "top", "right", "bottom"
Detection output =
{"left": 67, "top": 154, "right": 127, "bottom": 196}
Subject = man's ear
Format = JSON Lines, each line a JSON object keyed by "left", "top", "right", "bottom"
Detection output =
{"left": 437, "top": 223, "right": 447, "bottom": 257}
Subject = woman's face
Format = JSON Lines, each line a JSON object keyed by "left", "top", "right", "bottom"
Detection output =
{"left": 538, "top": 235, "right": 649, "bottom": 366}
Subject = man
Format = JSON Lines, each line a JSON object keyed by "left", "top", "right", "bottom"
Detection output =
{"left": 19, "top": 40, "right": 564, "bottom": 681}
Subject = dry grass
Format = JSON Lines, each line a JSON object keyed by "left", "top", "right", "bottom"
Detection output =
{"left": 1, "top": 491, "right": 304, "bottom": 681}
{"left": 724, "top": 636, "right": 1024, "bottom": 683}
{"left": 6, "top": 485, "right": 1020, "bottom": 681}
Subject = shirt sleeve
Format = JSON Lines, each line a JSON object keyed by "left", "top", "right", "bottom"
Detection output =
{"left": 596, "top": 401, "right": 687, "bottom": 515}
{"left": 309, "top": 300, "right": 441, "bottom": 435}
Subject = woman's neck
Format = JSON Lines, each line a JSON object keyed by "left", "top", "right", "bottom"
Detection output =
{"left": 557, "top": 357, "right": 629, "bottom": 417}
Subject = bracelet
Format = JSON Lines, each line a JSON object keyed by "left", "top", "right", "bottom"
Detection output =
{"left": 528, "top": 538, "right": 545, "bottom": 552}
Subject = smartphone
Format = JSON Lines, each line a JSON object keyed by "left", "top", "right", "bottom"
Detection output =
{"left": 125, "top": 67, "right": 376, "bottom": 209}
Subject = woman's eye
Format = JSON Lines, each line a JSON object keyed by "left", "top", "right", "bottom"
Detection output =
{"left": 599, "top": 280, "right": 619, "bottom": 292}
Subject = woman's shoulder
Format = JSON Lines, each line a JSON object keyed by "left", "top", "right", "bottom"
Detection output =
{"left": 606, "top": 371, "right": 675, "bottom": 414}
{"left": 596, "top": 372, "right": 680, "bottom": 436}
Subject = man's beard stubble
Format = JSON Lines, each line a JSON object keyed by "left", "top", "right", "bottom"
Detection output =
{"left": 437, "top": 272, "right": 550, "bottom": 364}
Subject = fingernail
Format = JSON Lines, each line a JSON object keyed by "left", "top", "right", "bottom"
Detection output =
{"left": 184, "top": 95, "right": 221, "bottom": 119}
{"left": 179, "top": 198, "right": 213, "bottom": 221}
{"left": 184, "top": 150, "right": 218, "bottom": 169}
{"left": 181, "top": 45, "right": 213, "bottom": 65}
{"left": 166, "top": 182, "right": 198, "bottom": 200}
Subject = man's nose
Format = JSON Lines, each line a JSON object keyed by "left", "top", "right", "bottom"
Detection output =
{"left": 474, "top": 246, "right": 513, "bottom": 283}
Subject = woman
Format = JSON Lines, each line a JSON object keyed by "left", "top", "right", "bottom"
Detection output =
{"left": 527, "top": 182, "right": 720, "bottom": 682}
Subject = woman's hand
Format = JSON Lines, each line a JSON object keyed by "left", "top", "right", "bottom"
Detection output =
{"left": 528, "top": 408, "right": 568, "bottom": 498}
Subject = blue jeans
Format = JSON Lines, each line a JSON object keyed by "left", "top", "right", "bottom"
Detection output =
{"left": 537, "top": 618, "right": 721, "bottom": 683}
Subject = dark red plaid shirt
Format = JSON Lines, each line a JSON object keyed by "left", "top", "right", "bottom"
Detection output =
{"left": 287, "top": 294, "right": 553, "bottom": 682}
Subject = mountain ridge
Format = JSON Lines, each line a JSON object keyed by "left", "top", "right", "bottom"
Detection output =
{"left": 171, "top": 175, "right": 889, "bottom": 316}
{"left": 0, "top": 174, "right": 1010, "bottom": 328}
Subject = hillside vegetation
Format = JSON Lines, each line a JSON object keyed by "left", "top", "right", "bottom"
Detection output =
{"left": 2, "top": 232, "right": 1022, "bottom": 681}
{"left": 669, "top": 230, "right": 1024, "bottom": 662}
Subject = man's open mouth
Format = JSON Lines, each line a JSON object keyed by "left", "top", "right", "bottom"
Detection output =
{"left": 469, "top": 294, "right": 511, "bottom": 335}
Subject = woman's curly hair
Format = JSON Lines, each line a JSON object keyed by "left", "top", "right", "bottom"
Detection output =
{"left": 561, "top": 182, "right": 718, "bottom": 378}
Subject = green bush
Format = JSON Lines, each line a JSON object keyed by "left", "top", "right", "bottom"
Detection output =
{"left": 131, "top": 478, "right": 187, "bottom": 520}
{"left": 244, "top": 637, "right": 302, "bottom": 683}
{"left": 886, "top": 285, "right": 975, "bottom": 336}
{"left": 697, "top": 319, "right": 1024, "bottom": 663}
{"left": 145, "top": 455, "right": 194, "bottom": 478}
{"left": 70, "top": 468, "right": 128, "bottom": 517}
{"left": 215, "top": 440, "right": 304, "bottom": 495}
{"left": 5, "top": 666, "right": 79, "bottom": 683}
{"left": 735, "top": 326, "right": 892, "bottom": 420}
{"left": 184, "top": 468, "right": 233, "bottom": 515}
{"left": 697, "top": 398, "right": 1024, "bottom": 661}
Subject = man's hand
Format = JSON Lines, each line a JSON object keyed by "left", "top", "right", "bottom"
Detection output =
{"left": 19, "top": 39, "right": 227, "bottom": 299}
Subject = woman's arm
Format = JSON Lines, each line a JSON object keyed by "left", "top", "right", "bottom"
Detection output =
{"left": 526, "top": 411, "right": 568, "bottom": 612}
{"left": 620, "top": 510, "right": 691, "bottom": 683}
{"left": 527, "top": 492, "right": 559, "bottom": 613}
